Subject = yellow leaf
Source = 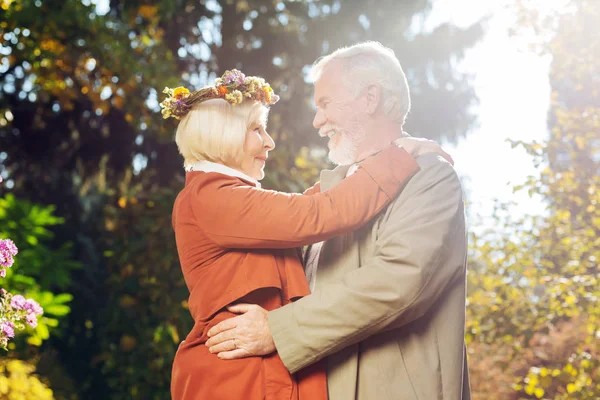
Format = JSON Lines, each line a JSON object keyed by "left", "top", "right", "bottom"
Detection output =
{"left": 138, "top": 5, "right": 158, "bottom": 19}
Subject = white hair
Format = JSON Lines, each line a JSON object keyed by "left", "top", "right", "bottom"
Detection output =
{"left": 175, "top": 99, "right": 268, "bottom": 168}
{"left": 311, "top": 41, "right": 411, "bottom": 125}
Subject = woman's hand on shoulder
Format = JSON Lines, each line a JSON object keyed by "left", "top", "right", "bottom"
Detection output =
{"left": 394, "top": 136, "right": 454, "bottom": 166}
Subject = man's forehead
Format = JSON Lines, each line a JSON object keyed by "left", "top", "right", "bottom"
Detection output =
{"left": 313, "top": 62, "right": 342, "bottom": 102}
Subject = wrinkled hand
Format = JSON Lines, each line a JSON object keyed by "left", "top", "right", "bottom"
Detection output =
{"left": 205, "top": 304, "right": 276, "bottom": 360}
{"left": 395, "top": 137, "right": 454, "bottom": 166}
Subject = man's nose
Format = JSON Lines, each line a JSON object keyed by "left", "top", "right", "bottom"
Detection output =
{"left": 313, "top": 108, "right": 326, "bottom": 129}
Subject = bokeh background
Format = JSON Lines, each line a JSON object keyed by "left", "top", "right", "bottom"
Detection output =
{"left": 0, "top": 0, "right": 598, "bottom": 398}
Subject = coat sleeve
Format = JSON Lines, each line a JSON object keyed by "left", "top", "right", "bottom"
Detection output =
{"left": 302, "top": 182, "right": 321, "bottom": 196}
{"left": 194, "top": 145, "right": 419, "bottom": 249}
{"left": 267, "top": 156, "right": 466, "bottom": 373}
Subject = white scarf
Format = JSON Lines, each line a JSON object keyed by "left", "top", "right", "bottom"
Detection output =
{"left": 185, "top": 160, "right": 261, "bottom": 188}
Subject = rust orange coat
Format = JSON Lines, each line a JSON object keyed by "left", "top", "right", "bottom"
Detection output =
{"left": 170, "top": 145, "right": 419, "bottom": 400}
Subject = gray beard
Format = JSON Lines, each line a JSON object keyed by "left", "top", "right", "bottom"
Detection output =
{"left": 328, "top": 128, "right": 367, "bottom": 166}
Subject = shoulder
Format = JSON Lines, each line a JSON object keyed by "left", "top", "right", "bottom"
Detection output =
{"left": 409, "top": 154, "right": 461, "bottom": 192}
{"left": 189, "top": 171, "right": 251, "bottom": 192}
{"left": 384, "top": 154, "right": 463, "bottom": 215}
{"left": 186, "top": 172, "right": 255, "bottom": 205}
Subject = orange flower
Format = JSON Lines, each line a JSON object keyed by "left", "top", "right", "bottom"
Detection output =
{"left": 218, "top": 86, "right": 229, "bottom": 96}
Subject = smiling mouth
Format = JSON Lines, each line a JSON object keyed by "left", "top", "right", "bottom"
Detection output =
{"left": 320, "top": 130, "right": 337, "bottom": 139}
{"left": 256, "top": 157, "right": 267, "bottom": 163}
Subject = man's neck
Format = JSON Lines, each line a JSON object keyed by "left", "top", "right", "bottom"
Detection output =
{"left": 354, "top": 122, "right": 404, "bottom": 162}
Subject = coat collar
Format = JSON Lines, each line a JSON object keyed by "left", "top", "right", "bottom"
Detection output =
{"left": 186, "top": 160, "right": 261, "bottom": 188}
{"left": 320, "top": 165, "right": 352, "bottom": 191}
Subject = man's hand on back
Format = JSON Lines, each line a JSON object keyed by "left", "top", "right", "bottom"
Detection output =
{"left": 205, "top": 304, "right": 276, "bottom": 360}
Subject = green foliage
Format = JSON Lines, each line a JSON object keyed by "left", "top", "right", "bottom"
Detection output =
{"left": 94, "top": 184, "right": 191, "bottom": 399}
{"left": 0, "top": 194, "right": 78, "bottom": 348}
{"left": 467, "top": 1, "right": 600, "bottom": 398}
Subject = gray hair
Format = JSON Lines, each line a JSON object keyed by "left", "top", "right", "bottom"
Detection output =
{"left": 311, "top": 41, "right": 411, "bottom": 125}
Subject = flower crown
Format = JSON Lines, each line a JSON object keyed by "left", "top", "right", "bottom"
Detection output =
{"left": 159, "top": 69, "right": 280, "bottom": 120}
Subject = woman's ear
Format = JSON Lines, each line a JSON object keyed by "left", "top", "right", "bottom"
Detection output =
{"left": 365, "top": 84, "right": 382, "bottom": 115}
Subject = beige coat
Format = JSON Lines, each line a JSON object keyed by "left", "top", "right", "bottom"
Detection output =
{"left": 269, "top": 154, "right": 471, "bottom": 400}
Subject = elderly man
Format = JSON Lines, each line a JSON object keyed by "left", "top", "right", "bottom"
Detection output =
{"left": 206, "top": 41, "right": 471, "bottom": 400}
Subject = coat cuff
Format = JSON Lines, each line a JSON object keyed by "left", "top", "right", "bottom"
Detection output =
{"left": 359, "top": 145, "right": 420, "bottom": 200}
{"left": 268, "top": 306, "right": 313, "bottom": 374}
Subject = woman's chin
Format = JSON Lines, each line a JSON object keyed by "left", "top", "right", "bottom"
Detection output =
{"left": 249, "top": 169, "right": 264, "bottom": 181}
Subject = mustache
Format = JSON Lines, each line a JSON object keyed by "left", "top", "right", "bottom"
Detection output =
{"left": 319, "top": 124, "right": 343, "bottom": 137}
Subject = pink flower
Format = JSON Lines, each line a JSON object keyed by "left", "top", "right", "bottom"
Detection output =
{"left": 26, "top": 313, "right": 38, "bottom": 328}
{"left": 0, "top": 239, "right": 18, "bottom": 269}
{"left": 1, "top": 321, "right": 15, "bottom": 338}
{"left": 0, "top": 269, "right": 5, "bottom": 278}
{"left": 0, "top": 239, "right": 18, "bottom": 256}
{"left": 10, "top": 294, "right": 26, "bottom": 310}
{"left": 24, "top": 299, "right": 43, "bottom": 315}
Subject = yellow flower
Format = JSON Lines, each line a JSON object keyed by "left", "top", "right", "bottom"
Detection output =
{"left": 173, "top": 87, "right": 190, "bottom": 99}
{"left": 263, "top": 87, "right": 272, "bottom": 103}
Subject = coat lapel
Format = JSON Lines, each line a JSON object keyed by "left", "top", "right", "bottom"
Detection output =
{"left": 318, "top": 164, "right": 360, "bottom": 400}
{"left": 302, "top": 166, "right": 349, "bottom": 265}
{"left": 319, "top": 165, "right": 350, "bottom": 192}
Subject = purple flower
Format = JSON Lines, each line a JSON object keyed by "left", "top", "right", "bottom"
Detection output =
{"left": 222, "top": 69, "right": 246, "bottom": 85}
{"left": 0, "top": 254, "right": 12, "bottom": 268}
{"left": 0, "top": 239, "right": 18, "bottom": 256}
{"left": 26, "top": 313, "right": 38, "bottom": 328}
{"left": 0, "top": 239, "right": 18, "bottom": 269}
{"left": 24, "top": 298, "right": 43, "bottom": 315}
{"left": 1, "top": 321, "right": 15, "bottom": 338}
{"left": 10, "top": 294, "right": 26, "bottom": 310}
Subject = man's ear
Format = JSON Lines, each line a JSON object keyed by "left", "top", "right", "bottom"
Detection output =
{"left": 365, "top": 84, "right": 382, "bottom": 115}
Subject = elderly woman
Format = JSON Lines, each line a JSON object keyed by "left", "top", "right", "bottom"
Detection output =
{"left": 163, "top": 70, "right": 448, "bottom": 400}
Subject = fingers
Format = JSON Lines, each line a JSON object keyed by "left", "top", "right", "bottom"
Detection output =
{"left": 207, "top": 317, "right": 238, "bottom": 338}
{"left": 217, "top": 348, "right": 251, "bottom": 360}
{"left": 227, "top": 303, "right": 255, "bottom": 314}
{"left": 442, "top": 151, "right": 454, "bottom": 166}
{"left": 205, "top": 328, "right": 237, "bottom": 348}
{"left": 208, "top": 339, "right": 237, "bottom": 354}
{"left": 396, "top": 137, "right": 454, "bottom": 166}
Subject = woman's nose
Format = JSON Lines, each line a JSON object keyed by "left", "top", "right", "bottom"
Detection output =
{"left": 263, "top": 131, "right": 275, "bottom": 150}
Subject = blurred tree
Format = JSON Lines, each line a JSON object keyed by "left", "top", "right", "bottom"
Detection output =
{"left": 0, "top": 0, "right": 483, "bottom": 397}
{"left": 467, "top": 1, "right": 600, "bottom": 398}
